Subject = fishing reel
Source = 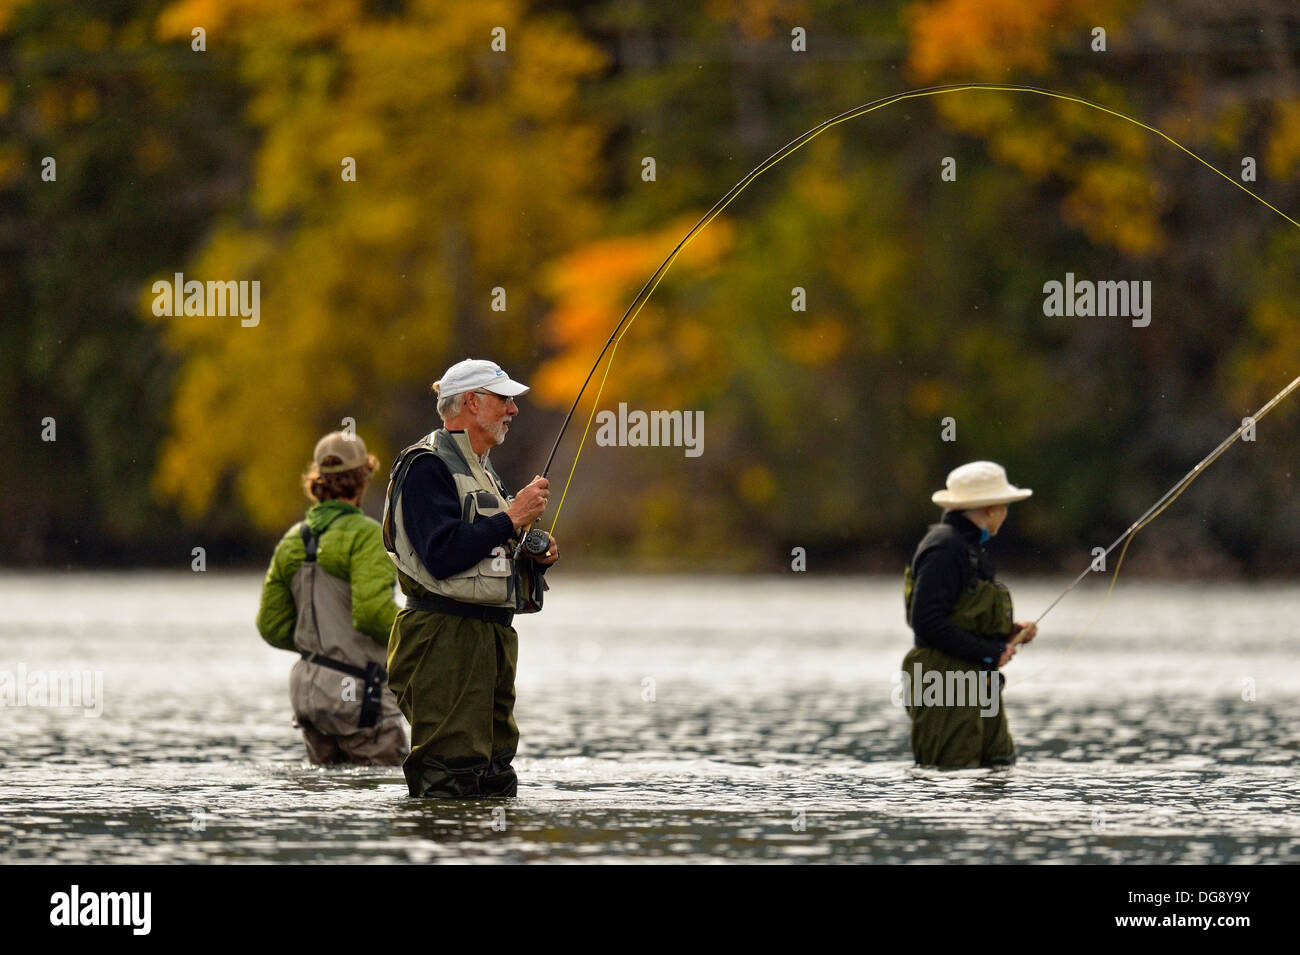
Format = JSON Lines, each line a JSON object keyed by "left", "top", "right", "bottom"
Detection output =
{"left": 521, "top": 528, "right": 552, "bottom": 557}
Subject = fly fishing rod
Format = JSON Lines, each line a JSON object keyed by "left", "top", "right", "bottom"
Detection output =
{"left": 1017, "top": 371, "right": 1300, "bottom": 640}
{"left": 516, "top": 82, "right": 1300, "bottom": 568}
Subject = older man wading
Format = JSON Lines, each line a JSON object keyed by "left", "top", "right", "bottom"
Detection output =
{"left": 382, "top": 359, "right": 558, "bottom": 798}
{"left": 902, "top": 461, "right": 1038, "bottom": 769}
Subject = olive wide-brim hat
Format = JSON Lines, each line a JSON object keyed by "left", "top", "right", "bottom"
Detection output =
{"left": 932, "top": 461, "right": 1033, "bottom": 509}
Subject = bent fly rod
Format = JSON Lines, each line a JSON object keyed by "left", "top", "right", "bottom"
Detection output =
{"left": 521, "top": 83, "right": 1300, "bottom": 589}
{"left": 1019, "top": 372, "right": 1300, "bottom": 638}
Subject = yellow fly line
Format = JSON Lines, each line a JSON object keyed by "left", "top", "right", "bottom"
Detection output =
{"left": 543, "top": 83, "right": 1300, "bottom": 619}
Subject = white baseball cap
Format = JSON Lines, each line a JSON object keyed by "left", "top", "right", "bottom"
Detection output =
{"left": 434, "top": 359, "right": 530, "bottom": 399}
{"left": 931, "top": 461, "right": 1033, "bottom": 509}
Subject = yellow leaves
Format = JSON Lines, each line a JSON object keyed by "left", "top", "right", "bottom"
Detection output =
{"left": 148, "top": 0, "right": 606, "bottom": 530}
{"left": 675, "top": 319, "right": 714, "bottom": 365}
{"left": 1232, "top": 296, "right": 1300, "bottom": 415}
{"left": 1206, "top": 101, "right": 1247, "bottom": 154}
{"left": 347, "top": 195, "right": 421, "bottom": 246}
{"left": 150, "top": 222, "right": 435, "bottom": 526}
{"left": 983, "top": 122, "right": 1066, "bottom": 179}
{"left": 156, "top": 0, "right": 242, "bottom": 40}
{"left": 1224, "top": 225, "right": 1300, "bottom": 423}
{"left": 27, "top": 79, "right": 98, "bottom": 131}
{"left": 904, "top": 2, "right": 1167, "bottom": 257}
{"left": 790, "top": 154, "right": 848, "bottom": 214}
{"left": 1062, "top": 160, "right": 1165, "bottom": 256}
{"left": 839, "top": 240, "right": 906, "bottom": 321}
{"left": 154, "top": 354, "right": 224, "bottom": 520}
{"left": 738, "top": 463, "right": 777, "bottom": 505}
{"left": 510, "top": 17, "right": 609, "bottom": 122}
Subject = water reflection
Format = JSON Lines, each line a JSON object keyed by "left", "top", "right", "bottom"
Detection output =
{"left": 1, "top": 573, "right": 1296, "bottom": 863}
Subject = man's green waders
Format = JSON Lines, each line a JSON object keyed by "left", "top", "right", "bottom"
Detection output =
{"left": 903, "top": 567, "right": 1016, "bottom": 769}
{"left": 387, "top": 607, "right": 520, "bottom": 797}
{"left": 382, "top": 429, "right": 549, "bottom": 799}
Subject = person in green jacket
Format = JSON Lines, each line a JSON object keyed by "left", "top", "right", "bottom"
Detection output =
{"left": 257, "top": 431, "right": 409, "bottom": 766}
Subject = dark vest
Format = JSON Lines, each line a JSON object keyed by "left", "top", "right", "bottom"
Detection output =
{"left": 903, "top": 523, "right": 1014, "bottom": 637}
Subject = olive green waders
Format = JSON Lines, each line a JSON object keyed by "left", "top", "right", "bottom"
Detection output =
{"left": 387, "top": 609, "right": 520, "bottom": 798}
{"left": 901, "top": 646, "right": 1014, "bottom": 768}
{"left": 903, "top": 564, "right": 1016, "bottom": 769}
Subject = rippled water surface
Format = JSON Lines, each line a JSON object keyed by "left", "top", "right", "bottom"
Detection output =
{"left": 1, "top": 573, "right": 1297, "bottom": 864}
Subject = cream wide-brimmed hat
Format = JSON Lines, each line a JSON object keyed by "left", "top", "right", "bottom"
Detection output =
{"left": 931, "top": 461, "right": 1033, "bottom": 509}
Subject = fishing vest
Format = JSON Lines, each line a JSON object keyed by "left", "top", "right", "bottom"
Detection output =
{"left": 289, "top": 522, "right": 398, "bottom": 734}
{"left": 382, "top": 428, "right": 545, "bottom": 613}
{"left": 904, "top": 531, "right": 1014, "bottom": 638}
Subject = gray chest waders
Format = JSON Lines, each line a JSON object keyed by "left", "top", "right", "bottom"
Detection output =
{"left": 298, "top": 523, "right": 387, "bottom": 729}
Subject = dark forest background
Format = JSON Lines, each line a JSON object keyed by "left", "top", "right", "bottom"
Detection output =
{"left": 3, "top": 0, "right": 1298, "bottom": 575}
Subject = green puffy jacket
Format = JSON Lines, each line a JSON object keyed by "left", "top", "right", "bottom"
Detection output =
{"left": 256, "top": 500, "right": 397, "bottom": 651}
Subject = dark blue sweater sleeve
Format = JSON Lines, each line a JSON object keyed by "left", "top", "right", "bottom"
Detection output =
{"left": 401, "top": 454, "right": 516, "bottom": 580}
{"left": 910, "top": 544, "right": 1007, "bottom": 667}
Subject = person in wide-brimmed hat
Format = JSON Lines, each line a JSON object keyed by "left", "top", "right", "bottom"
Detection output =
{"left": 899, "top": 461, "right": 1037, "bottom": 769}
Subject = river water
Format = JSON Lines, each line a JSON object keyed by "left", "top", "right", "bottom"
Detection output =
{"left": 1, "top": 573, "right": 1296, "bottom": 864}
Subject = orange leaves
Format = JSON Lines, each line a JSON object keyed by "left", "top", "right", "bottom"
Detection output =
{"left": 907, "top": 378, "right": 949, "bottom": 418}
{"left": 906, "top": 0, "right": 1063, "bottom": 80}
{"left": 533, "top": 213, "right": 735, "bottom": 408}
{"left": 157, "top": 0, "right": 366, "bottom": 45}
{"left": 0, "top": 1, "right": 20, "bottom": 34}
{"left": 703, "top": 0, "right": 810, "bottom": 41}
{"left": 779, "top": 316, "right": 847, "bottom": 366}
{"left": 1265, "top": 98, "right": 1300, "bottom": 181}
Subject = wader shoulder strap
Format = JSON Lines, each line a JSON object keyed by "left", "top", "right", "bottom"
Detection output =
{"left": 300, "top": 522, "right": 318, "bottom": 562}
{"left": 298, "top": 522, "right": 320, "bottom": 641}
{"left": 382, "top": 440, "right": 439, "bottom": 554}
